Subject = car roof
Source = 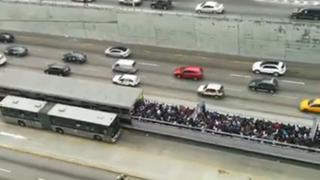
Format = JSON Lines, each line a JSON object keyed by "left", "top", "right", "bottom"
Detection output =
{"left": 121, "top": 74, "right": 138, "bottom": 80}
{"left": 7, "top": 45, "right": 25, "bottom": 49}
{"left": 115, "top": 59, "right": 135, "bottom": 66}
{"left": 182, "top": 66, "right": 202, "bottom": 71}
{"left": 261, "top": 61, "right": 283, "bottom": 66}
{"left": 110, "top": 46, "right": 127, "bottom": 51}
{"left": 206, "top": 83, "right": 222, "bottom": 90}
{"left": 49, "top": 63, "right": 68, "bottom": 68}
{"left": 203, "top": 1, "right": 219, "bottom": 6}
{"left": 311, "top": 98, "right": 320, "bottom": 105}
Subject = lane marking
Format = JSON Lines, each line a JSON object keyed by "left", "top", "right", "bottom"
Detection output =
{"left": 0, "top": 168, "right": 11, "bottom": 173}
{"left": 0, "top": 131, "right": 27, "bottom": 140}
{"left": 224, "top": 87, "right": 242, "bottom": 92}
{"left": 281, "top": 80, "right": 305, "bottom": 85}
{"left": 272, "top": 94, "right": 298, "bottom": 99}
{"left": 231, "top": 60, "right": 252, "bottom": 65}
{"left": 230, "top": 74, "right": 251, "bottom": 79}
{"left": 139, "top": 62, "right": 159, "bottom": 67}
{"left": 173, "top": 54, "right": 184, "bottom": 57}
{"left": 38, "top": 178, "right": 46, "bottom": 180}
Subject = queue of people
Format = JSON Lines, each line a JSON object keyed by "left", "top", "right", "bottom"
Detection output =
{"left": 132, "top": 99, "right": 320, "bottom": 148}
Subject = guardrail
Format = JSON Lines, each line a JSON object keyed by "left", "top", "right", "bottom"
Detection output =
{"left": 131, "top": 116, "right": 320, "bottom": 153}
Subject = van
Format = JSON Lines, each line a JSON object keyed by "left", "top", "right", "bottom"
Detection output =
{"left": 112, "top": 59, "right": 137, "bottom": 74}
{"left": 290, "top": 7, "right": 320, "bottom": 20}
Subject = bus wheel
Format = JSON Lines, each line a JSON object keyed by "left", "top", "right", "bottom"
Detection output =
{"left": 56, "top": 128, "right": 64, "bottom": 134}
{"left": 94, "top": 135, "right": 102, "bottom": 141}
{"left": 18, "top": 121, "right": 26, "bottom": 127}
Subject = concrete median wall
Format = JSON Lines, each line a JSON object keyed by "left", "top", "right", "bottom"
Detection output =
{"left": 0, "top": 1, "right": 320, "bottom": 63}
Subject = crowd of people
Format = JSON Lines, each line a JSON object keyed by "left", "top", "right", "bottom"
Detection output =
{"left": 132, "top": 99, "right": 320, "bottom": 148}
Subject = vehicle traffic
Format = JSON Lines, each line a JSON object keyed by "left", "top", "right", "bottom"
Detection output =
{"left": 195, "top": 1, "right": 224, "bottom": 14}
{"left": 44, "top": 63, "right": 71, "bottom": 76}
{"left": 62, "top": 51, "right": 87, "bottom": 64}
{"left": 197, "top": 83, "right": 224, "bottom": 98}
{"left": 0, "top": 95, "right": 121, "bottom": 142}
{"left": 300, "top": 98, "right": 320, "bottom": 113}
{"left": 105, "top": 46, "right": 131, "bottom": 58}
{"left": 290, "top": 6, "right": 320, "bottom": 20}
{"left": 112, "top": 59, "right": 138, "bottom": 74}
{"left": 119, "top": 0, "right": 142, "bottom": 6}
{"left": 4, "top": 45, "right": 28, "bottom": 57}
{"left": 0, "top": 53, "right": 7, "bottom": 66}
{"left": 0, "top": 32, "right": 14, "bottom": 43}
{"left": 252, "top": 61, "right": 286, "bottom": 76}
{"left": 174, "top": 66, "right": 203, "bottom": 80}
{"left": 112, "top": 74, "right": 140, "bottom": 87}
{"left": 150, "top": 0, "right": 173, "bottom": 10}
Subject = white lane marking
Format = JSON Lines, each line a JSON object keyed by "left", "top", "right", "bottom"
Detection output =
{"left": 230, "top": 74, "right": 251, "bottom": 79}
{"left": 38, "top": 178, "right": 46, "bottom": 180}
{"left": 272, "top": 94, "right": 298, "bottom": 99}
{"left": 139, "top": 62, "right": 159, "bottom": 67}
{"left": 224, "top": 87, "right": 242, "bottom": 92}
{"left": 0, "top": 131, "right": 27, "bottom": 139}
{"left": 281, "top": 80, "right": 305, "bottom": 85}
{"left": 0, "top": 168, "right": 11, "bottom": 173}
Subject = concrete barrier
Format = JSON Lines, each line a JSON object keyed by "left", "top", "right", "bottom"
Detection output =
{"left": 0, "top": 0, "right": 319, "bottom": 63}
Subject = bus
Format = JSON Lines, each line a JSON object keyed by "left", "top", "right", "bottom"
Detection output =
{"left": 0, "top": 95, "right": 121, "bottom": 142}
{"left": 0, "top": 69, "right": 143, "bottom": 124}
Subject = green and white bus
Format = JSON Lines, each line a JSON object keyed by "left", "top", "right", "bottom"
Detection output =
{"left": 0, "top": 95, "right": 121, "bottom": 142}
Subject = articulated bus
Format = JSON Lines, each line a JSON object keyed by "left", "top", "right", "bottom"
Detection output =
{"left": 0, "top": 69, "right": 143, "bottom": 124}
{"left": 0, "top": 95, "right": 121, "bottom": 142}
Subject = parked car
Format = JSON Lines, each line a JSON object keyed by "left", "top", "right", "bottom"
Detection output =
{"left": 62, "top": 51, "right": 87, "bottom": 64}
{"left": 104, "top": 46, "right": 131, "bottom": 58}
{"left": 174, "top": 66, "right": 203, "bottom": 80}
{"left": 195, "top": 1, "right": 224, "bottom": 14}
{"left": 300, "top": 98, "right": 320, "bottom": 113}
{"left": 71, "top": 0, "right": 95, "bottom": 2}
{"left": 112, "top": 59, "right": 138, "bottom": 74}
{"left": 44, "top": 63, "right": 71, "bottom": 76}
{"left": 112, "top": 74, "right": 140, "bottom": 87}
{"left": 290, "top": 6, "right": 320, "bottom": 20}
{"left": 0, "top": 32, "right": 14, "bottom": 43}
{"left": 248, "top": 78, "right": 279, "bottom": 94}
{"left": 150, "top": 0, "right": 172, "bottom": 10}
{"left": 198, "top": 83, "right": 224, "bottom": 98}
{"left": 252, "top": 60, "right": 286, "bottom": 76}
{"left": 118, "top": 0, "right": 142, "bottom": 6}
{"left": 0, "top": 53, "right": 7, "bottom": 66}
{"left": 4, "top": 45, "right": 28, "bottom": 57}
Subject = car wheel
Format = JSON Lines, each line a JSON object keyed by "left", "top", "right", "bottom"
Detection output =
{"left": 214, "top": 95, "right": 220, "bottom": 99}
{"left": 193, "top": 77, "right": 198, "bottom": 81}
{"left": 269, "top": 89, "right": 275, "bottom": 94}
{"left": 151, "top": 4, "right": 155, "bottom": 8}
{"left": 301, "top": 108, "right": 307, "bottom": 112}
{"left": 273, "top": 72, "right": 279, "bottom": 76}
{"left": 56, "top": 128, "right": 64, "bottom": 134}
{"left": 254, "top": 70, "right": 260, "bottom": 74}
{"left": 94, "top": 135, "right": 102, "bottom": 141}
{"left": 163, "top": 6, "right": 168, "bottom": 10}
{"left": 250, "top": 87, "right": 256, "bottom": 91}
{"left": 196, "top": 10, "right": 201, "bottom": 14}
{"left": 176, "top": 75, "right": 181, "bottom": 78}
{"left": 18, "top": 121, "right": 26, "bottom": 127}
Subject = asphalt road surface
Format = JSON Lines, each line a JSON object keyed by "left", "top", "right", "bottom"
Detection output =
{"left": 49, "top": 0, "right": 318, "bottom": 18}
{"left": 0, "top": 148, "right": 137, "bottom": 180}
{"left": 0, "top": 32, "right": 319, "bottom": 122}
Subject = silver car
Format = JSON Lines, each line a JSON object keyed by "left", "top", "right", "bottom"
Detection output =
{"left": 104, "top": 46, "right": 131, "bottom": 58}
{"left": 112, "top": 74, "right": 140, "bottom": 87}
{"left": 118, "top": 0, "right": 143, "bottom": 6}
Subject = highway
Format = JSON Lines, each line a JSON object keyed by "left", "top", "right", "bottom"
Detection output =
{"left": 0, "top": 32, "right": 319, "bottom": 121}
{"left": 54, "top": 0, "right": 317, "bottom": 18}
{"left": 0, "top": 147, "right": 137, "bottom": 180}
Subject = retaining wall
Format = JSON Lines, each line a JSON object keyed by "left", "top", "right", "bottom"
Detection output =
{"left": 0, "top": 0, "right": 320, "bottom": 63}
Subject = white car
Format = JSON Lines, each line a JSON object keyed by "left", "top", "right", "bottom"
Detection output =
{"left": 112, "top": 74, "right": 140, "bottom": 87}
{"left": 71, "top": 0, "right": 95, "bottom": 2}
{"left": 252, "top": 61, "right": 287, "bottom": 76}
{"left": 118, "top": 0, "right": 142, "bottom": 6}
{"left": 195, "top": 1, "right": 224, "bottom": 14}
{"left": 0, "top": 53, "right": 7, "bottom": 66}
{"left": 197, "top": 83, "right": 224, "bottom": 98}
{"left": 104, "top": 46, "right": 131, "bottom": 58}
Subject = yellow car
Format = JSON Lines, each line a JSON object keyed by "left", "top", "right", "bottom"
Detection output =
{"left": 300, "top": 98, "right": 320, "bottom": 113}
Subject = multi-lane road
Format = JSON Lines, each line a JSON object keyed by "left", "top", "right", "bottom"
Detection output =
{"left": 55, "top": 0, "right": 320, "bottom": 18}
{"left": 0, "top": 148, "right": 135, "bottom": 180}
{"left": 0, "top": 32, "right": 319, "bottom": 121}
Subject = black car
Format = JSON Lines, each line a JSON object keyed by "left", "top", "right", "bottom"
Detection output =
{"left": 4, "top": 45, "right": 28, "bottom": 57}
{"left": 62, "top": 52, "right": 87, "bottom": 64}
{"left": 0, "top": 32, "right": 15, "bottom": 43}
{"left": 44, "top": 63, "right": 71, "bottom": 76}
{"left": 150, "top": 0, "right": 172, "bottom": 10}
{"left": 248, "top": 78, "right": 279, "bottom": 94}
{"left": 290, "top": 7, "right": 320, "bottom": 20}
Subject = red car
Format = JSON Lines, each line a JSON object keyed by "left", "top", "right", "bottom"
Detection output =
{"left": 174, "top": 66, "right": 203, "bottom": 80}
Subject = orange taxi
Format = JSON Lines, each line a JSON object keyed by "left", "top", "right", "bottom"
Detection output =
{"left": 300, "top": 98, "right": 320, "bottom": 113}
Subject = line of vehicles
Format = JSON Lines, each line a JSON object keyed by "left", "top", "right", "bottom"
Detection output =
{"left": 69, "top": 0, "right": 320, "bottom": 20}
{"left": 0, "top": 32, "right": 319, "bottom": 114}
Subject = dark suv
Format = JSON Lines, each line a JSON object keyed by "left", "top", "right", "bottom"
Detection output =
{"left": 150, "top": 0, "right": 172, "bottom": 10}
{"left": 248, "top": 78, "right": 279, "bottom": 94}
{"left": 0, "top": 32, "right": 15, "bottom": 43}
{"left": 290, "top": 7, "right": 320, "bottom": 20}
{"left": 62, "top": 52, "right": 87, "bottom": 64}
{"left": 44, "top": 63, "right": 71, "bottom": 76}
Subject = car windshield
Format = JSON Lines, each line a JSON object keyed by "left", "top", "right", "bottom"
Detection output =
{"left": 308, "top": 99, "right": 315, "bottom": 106}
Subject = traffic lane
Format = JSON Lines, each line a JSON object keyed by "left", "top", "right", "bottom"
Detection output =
{"left": 12, "top": 33, "right": 320, "bottom": 80}
{"left": 0, "top": 148, "right": 130, "bottom": 180}
{"left": 0, "top": 120, "right": 319, "bottom": 180}
{"left": 6, "top": 53, "right": 319, "bottom": 97}
{"left": 5, "top": 46, "right": 318, "bottom": 96}
{"left": 6, "top": 60, "right": 313, "bottom": 119}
